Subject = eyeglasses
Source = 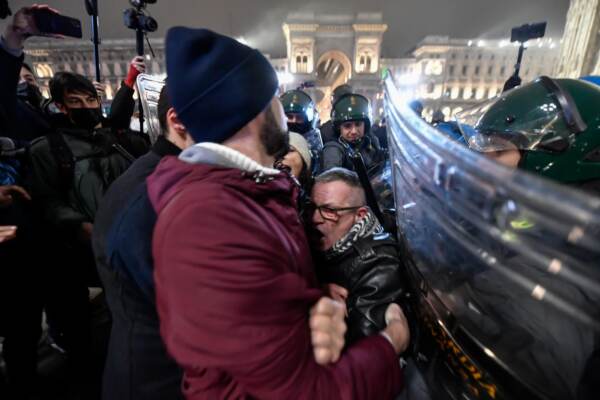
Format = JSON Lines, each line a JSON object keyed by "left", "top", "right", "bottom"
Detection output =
{"left": 306, "top": 201, "right": 364, "bottom": 222}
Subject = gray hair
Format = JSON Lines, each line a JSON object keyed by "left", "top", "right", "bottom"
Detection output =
{"left": 314, "top": 168, "right": 366, "bottom": 204}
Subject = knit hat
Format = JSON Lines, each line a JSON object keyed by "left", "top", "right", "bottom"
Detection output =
{"left": 288, "top": 132, "right": 312, "bottom": 171}
{"left": 166, "top": 27, "right": 279, "bottom": 143}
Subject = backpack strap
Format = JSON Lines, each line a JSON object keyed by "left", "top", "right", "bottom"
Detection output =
{"left": 46, "top": 131, "right": 75, "bottom": 192}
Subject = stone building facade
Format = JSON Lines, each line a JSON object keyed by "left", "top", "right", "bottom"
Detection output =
{"left": 555, "top": 0, "right": 600, "bottom": 78}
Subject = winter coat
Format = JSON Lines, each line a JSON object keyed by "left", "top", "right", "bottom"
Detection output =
{"left": 29, "top": 125, "right": 148, "bottom": 235}
{"left": 317, "top": 232, "right": 410, "bottom": 346}
{"left": 92, "top": 136, "right": 183, "bottom": 400}
{"left": 321, "top": 133, "right": 386, "bottom": 176}
{"left": 148, "top": 143, "right": 403, "bottom": 400}
{"left": 0, "top": 43, "right": 52, "bottom": 142}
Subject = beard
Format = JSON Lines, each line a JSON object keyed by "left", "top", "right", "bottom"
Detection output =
{"left": 261, "top": 108, "right": 290, "bottom": 160}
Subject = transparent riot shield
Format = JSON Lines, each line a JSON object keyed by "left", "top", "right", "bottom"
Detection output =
{"left": 136, "top": 74, "right": 166, "bottom": 144}
{"left": 369, "top": 159, "right": 394, "bottom": 211}
{"left": 384, "top": 77, "right": 600, "bottom": 400}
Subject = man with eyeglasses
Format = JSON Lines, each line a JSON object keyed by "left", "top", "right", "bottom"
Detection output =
{"left": 310, "top": 167, "right": 413, "bottom": 348}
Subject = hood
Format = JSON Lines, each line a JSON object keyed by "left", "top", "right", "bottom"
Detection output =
{"left": 147, "top": 143, "right": 297, "bottom": 215}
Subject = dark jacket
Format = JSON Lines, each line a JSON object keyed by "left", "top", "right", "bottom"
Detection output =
{"left": 92, "top": 136, "right": 183, "bottom": 400}
{"left": 148, "top": 149, "right": 403, "bottom": 400}
{"left": 29, "top": 124, "right": 148, "bottom": 235}
{"left": 321, "top": 134, "right": 386, "bottom": 176}
{"left": 0, "top": 43, "right": 52, "bottom": 142}
{"left": 319, "top": 232, "right": 409, "bottom": 346}
{"left": 319, "top": 120, "right": 336, "bottom": 144}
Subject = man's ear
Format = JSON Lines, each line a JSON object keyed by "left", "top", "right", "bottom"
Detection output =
{"left": 167, "top": 107, "right": 186, "bottom": 135}
{"left": 355, "top": 206, "right": 369, "bottom": 221}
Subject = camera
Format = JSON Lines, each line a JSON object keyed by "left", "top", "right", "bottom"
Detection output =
{"left": 510, "top": 22, "right": 547, "bottom": 43}
{"left": 123, "top": 0, "right": 158, "bottom": 33}
{"left": 123, "top": 8, "right": 157, "bottom": 32}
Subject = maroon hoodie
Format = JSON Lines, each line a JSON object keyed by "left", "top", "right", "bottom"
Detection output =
{"left": 148, "top": 154, "right": 403, "bottom": 400}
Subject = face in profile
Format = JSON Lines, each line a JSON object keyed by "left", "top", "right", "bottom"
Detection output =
{"left": 281, "top": 148, "right": 305, "bottom": 179}
{"left": 311, "top": 181, "right": 366, "bottom": 251}
{"left": 482, "top": 138, "right": 522, "bottom": 168}
{"left": 261, "top": 98, "right": 290, "bottom": 160}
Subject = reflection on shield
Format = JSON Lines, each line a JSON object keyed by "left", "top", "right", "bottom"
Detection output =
{"left": 136, "top": 74, "right": 166, "bottom": 144}
{"left": 384, "top": 76, "right": 600, "bottom": 400}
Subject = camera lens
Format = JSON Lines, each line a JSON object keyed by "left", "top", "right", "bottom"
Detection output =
{"left": 142, "top": 16, "right": 158, "bottom": 32}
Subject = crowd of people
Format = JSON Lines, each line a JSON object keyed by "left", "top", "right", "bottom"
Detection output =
{"left": 0, "top": 4, "right": 411, "bottom": 400}
{"left": 1, "top": 3, "right": 600, "bottom": 400}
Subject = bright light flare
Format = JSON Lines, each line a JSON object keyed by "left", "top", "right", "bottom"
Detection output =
{"left": 277, "top": 71, "right": 294, "bottom": 85}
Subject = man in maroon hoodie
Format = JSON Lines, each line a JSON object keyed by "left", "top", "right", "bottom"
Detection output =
{"left": 148, "top": 27, "right": 410, "bottom": 399}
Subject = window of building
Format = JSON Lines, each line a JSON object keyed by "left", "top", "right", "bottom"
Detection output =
{"left": 463, "top": 87, "right": 472, "bottom": 100}
{"left": 500, "top": 66, "right": 506, "bottom": 75}
{"left": 449, "top": 65, "right": 455, "bottom": 75}
{"left": 475, "top": 66, "right": 480, "bottom": 76}
{"left": 462, "top": 65, "right": 468, "bottom": 75}
{"left": 427, "top": 82, "right": 435, "bottom": 93}
{"left": 477, "top": 53, "right": 483, "bottom": 60}
{"left": 296, "top": 52, "right": 309, "bottom": 73}
{"left": 451, "top": 53, "right": 457, "bottom": 59}
{"left": 491, "top": 54, "right": 495, "bottom": 61}
{"left": 488, "top": 65, "right": 493, "bottom": 75}
{"left": 451, "top": 86, "right": 459, "bottom": 99}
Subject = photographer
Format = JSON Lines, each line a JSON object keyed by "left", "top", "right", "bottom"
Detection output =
{"left": 0, "top": 5, "right": 54, "bottom": 142}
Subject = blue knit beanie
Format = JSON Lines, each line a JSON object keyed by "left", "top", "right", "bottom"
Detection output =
{"left": 166, "top": 27, "right": 279, "bottom": 143}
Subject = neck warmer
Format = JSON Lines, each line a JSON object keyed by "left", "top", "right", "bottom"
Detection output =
{"left": 325, "top": 208, "right": 383, "bottom": 259}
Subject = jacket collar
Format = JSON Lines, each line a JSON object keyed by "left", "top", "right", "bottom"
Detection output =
{"left": 152, "top": 135, "right": 182, "bottom": 158}
{"left": 179, "top": 142, "right": 280, "bottom": 176}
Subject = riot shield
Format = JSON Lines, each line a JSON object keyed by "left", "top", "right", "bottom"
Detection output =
{"left": 136, "top": 74, "right": 166, "bottom": 144}
{"left": 384, "top": 77, "right": 600, "bottom": 400}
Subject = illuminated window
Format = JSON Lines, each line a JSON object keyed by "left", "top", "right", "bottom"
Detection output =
{"left": 475, "top": 87, "right": 485, "bottom": 100}
{"left": 451, "top": 87, "right": 459, "bottom": 99}
{"left": 463, "top": 87, "right": 472, "bottom": 100}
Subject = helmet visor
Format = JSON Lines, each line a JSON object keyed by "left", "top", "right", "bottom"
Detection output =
{"left": 455, "top": 95, "right": 573, "bottom": 153}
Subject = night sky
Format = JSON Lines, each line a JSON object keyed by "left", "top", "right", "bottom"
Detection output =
{"left": 2, "top": 0, "right": 570, "bottom": 57}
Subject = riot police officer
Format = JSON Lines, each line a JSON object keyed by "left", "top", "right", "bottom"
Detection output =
{"left": 280, "top": 89, "right": 323, "bottom": 175}
{"left": 457, "top": 76, "right": 600, "bottom": 195}
{"left": 320, "top": 93, "right": 385, "bottom": 177}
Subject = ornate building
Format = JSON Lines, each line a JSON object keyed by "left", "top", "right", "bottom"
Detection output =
{"left": 22, "top": 12, "right": 559, "bottom": 124}
{"left": 281, "top": 12, "right": 387, "bottom": 121}
{"left": 398, "top": 36, "right": 560, "bottom": 121}
{"left": 555, "top": 0, "right": 600, "bottom": 78}
{"left": 24, "top": 38, "right": 166, "bottom": 102}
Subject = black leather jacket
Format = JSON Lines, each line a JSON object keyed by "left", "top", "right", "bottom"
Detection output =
{"left": 318, "top": 231, "right": 410, "bottom": 346}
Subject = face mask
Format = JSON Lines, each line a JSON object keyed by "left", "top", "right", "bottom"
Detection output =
{"left": 287, "top": 122, "right": 310, "bottom": 135}
{"left": 69, "top": 107, "right": 103, "bottom": 130}
{"left": 16, "top": 81, "right": 43, "bottom": 107}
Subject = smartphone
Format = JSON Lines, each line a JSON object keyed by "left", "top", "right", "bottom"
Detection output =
{"left": 33, "top": 9, "right": 83, "bottom": 39}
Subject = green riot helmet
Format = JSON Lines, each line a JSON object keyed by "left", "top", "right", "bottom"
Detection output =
{"left": 456, "top": 76, "right": 600, "bottom": 186}
{"left": 280, "top": 90, "right": 317, "bottom": 135}
{"left": 331, "top": 93, "right": 372, "bottom": 144}
{"left": 331, "top": 84, "right": 353, "bottom": 106}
